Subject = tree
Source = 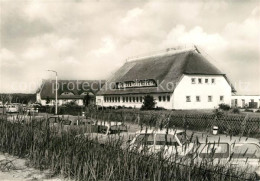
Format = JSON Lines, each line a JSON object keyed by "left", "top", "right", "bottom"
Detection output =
{"left": 141, "top": 95, "right": 156, "bottom": 110}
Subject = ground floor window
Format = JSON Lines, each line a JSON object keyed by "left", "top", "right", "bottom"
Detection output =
{"left": 167, "top": 95, "right": 170, "bottom": 102}
{"left": 208, "top": 96, "right": 213, "bottom": 102}
{"left": 196, "top": 96, "right": 201, "bottom": 102}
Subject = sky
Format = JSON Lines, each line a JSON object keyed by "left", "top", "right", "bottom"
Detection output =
{"left": 0, "top": 0, "right": 259, "bottom": 95}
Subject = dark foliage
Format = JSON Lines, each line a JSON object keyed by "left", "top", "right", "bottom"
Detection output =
{"left": 232, "top": 108, "right": 240, "bottom": 114}
{"left": 218, "top": 103, "right": 230, "bottom": 111}
{"left": 141, "top": 95, "right": 156, "bottom": 110}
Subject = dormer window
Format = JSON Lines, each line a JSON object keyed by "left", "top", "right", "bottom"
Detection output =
{"left": 198, "top": 78, "right": 202, "bottom": 84}
{"left": 191, "top": 78, "right": 196, "bottom": 84}
{"left": 212, "top": 78, "right": 215, "bottom": 84}
{"left": 61, "top": 92, "right": 74, "bottom": 95}
{"left": 205, "top": 79, "right": 208, "bottom": 84}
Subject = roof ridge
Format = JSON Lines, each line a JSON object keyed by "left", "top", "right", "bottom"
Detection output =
{"left": 126, "top": 49, "right": 196, "bottom": 63}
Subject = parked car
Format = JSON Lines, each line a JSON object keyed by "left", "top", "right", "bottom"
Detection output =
{"left": 77, "top": 121, "right": 133, "bottom": 146}
{"left": 6, "top": 104, "right": 19, "bottom": 113}
{"left": 26, "top": 103, "right": 41, "bottom": 114}
{"left": 48, "top": 115, "right": 93, "bottom": 133}
{"left": 129, "top": 129, "right": 194, "bottom": 158}
{"left": 192, "top": 135, "right": 260, "bottom": 179}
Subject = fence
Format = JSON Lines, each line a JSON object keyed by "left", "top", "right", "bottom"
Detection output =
{"left": 89, "top": 110, "right": 260, "bottom": 137}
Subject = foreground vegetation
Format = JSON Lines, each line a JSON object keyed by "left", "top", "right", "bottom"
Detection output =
{"left": 0, "top": 117, "right": 257, "bottom": 180}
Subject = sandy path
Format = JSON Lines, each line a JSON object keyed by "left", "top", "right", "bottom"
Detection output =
{"left": 0, "top": 153, "right": 71, "bottom": 181}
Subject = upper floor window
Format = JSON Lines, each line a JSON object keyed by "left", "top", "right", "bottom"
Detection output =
{"left": 196, "top": 96, "right": 201, "bottom": 102}
{"left": 129, "top": 97, "right": 132, "bottom": 102}
{"left": 136, "top": 97, "right": 139, "bottom": 102}
{"left": 133, "top": 97, "right": 136, "bottom": 102}
{"left": 198, "top": 78, "right": 202, "bottom": 84}
{"left": 191, "top": 78, "right": 196, "bottom": 84}
{"left": 205, "top": 79, "right": 209, "bottom": 84}
{"left": 118, "top": 97, "right": 120, "bottom": 102}
{"left": 61, "top": 92, "right": 74, "bottom": 95}
{"left": 220, "top": 96, "right": 224, "bottom": 102}
{"left": 140, "top": 97, "right": 143, "bottom": 102}
{"left": 212, "top": 78, "right": 215, "bottom": 84}
{"left": 208, "top": 96, "right": 213, "bottom": 102}
{"left": 126, "top": 97, "right": 128, "bottom": 102}
{"left": 186, "top": 96, "right": 191, "bottom": 102}
{"left": 123, "top": 97, "right": 125, "bottom": 102}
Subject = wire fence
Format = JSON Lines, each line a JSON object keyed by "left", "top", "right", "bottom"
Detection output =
{"left": 89, "top": 110, "right": 260, "bottom": 137}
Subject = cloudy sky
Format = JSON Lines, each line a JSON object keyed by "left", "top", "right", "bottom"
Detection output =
{"left": 0, "top": 0, "right": 259, "bottom": 94}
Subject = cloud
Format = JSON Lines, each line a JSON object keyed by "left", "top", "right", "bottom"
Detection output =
{"left": 0, "top": 1, "right": 259, "bottom": 94}
{"left": 61, "top": 56, "right": 80, "bottom": 65}
{"left": 161, "top": 25, "right": 228, "bottom": 51}
{"left": 91, "top": 36, "right": 116, "bottom": 57}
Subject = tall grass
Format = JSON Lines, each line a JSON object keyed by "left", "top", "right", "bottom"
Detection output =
{"left": 0, "top": 117, "right": 256, "bottom": 180}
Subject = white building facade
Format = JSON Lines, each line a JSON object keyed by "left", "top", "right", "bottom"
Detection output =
{"left": 96, "top": 49, "right": 235, "bottom": 110}
{"left": 231, "top": 95, "right": 260, "bottom": 108}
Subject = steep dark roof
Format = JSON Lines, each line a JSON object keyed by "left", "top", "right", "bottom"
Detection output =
{"left": 98, "top": 50, "right": 235, "bottom": 95}
{"left": 39, "top": 80, "right": 105, "bottom": 99}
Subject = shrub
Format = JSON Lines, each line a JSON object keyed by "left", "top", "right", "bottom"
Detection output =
{"left": 232, "top": 108, "right": 240, "bottom": 114}
{"left": 244, "top": 109, "right": 254, "bottom": 112}
{"left": 154, "top": 107, "right": 166, "bottom": 110}
{"left": 213, "top": 109, "right": 225, "bottom": 119}
{"left": 218, "top": 103, "right": 230, "bottom": 111}
{"left": 256, "top": 109, "right": 260, "bottom": 113}
{"left": 141, "top": 95, "right": 156, "bottom": 110}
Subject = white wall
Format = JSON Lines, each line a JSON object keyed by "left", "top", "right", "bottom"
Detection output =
{"left": 173, "top": 75, "right": 232, "bottom": 109}
{"left": 96, "top": 94, "right": 174, "bottom": 109}
{"left": 96, "top": 75, "right": 232, "bottom": 110}
{"left": 231, "top": 95, "right": 260, "bottom": 108}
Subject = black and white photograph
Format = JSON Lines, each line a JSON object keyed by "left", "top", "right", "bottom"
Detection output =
{"left": 0, "top": 0, "right": 260, "bottom": 180}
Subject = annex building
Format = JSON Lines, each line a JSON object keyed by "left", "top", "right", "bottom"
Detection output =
{"left": 37, "top": 80, "right": 104, "bottom": 106}
{"left": 96, "top": 48, "right": 236, "bottom": 109}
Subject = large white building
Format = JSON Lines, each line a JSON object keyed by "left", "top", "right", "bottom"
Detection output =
{"left": 96, "top": 49, "right": 235, "bottom": 109}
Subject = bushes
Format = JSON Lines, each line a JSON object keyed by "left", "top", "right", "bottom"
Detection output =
{"left": 141, "top": 95, "right": 156, "bottom": 110}
{"left": 244, "top": 109, "right": 254, "bottom": 112}
{"left": 232, "top": 108, "right": 240, "bottom": 114}
{"left": 218, "top": 104, "right": 230, "bottom": 111}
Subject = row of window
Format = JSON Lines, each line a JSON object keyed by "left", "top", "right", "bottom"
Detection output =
{"left": 104, "top": 96, "right": 144, "bottom": 103}
{"left": 191, "top": 78, "right": 215, "bottom": 84}
{"left": 186, "top": 96, "right": 224, "bottom": 102}
{"left": 104, "top": 95, "right": 171, "bottom": 103}
{"left": 158, "top": 95, "right": 170, "bottom": 102}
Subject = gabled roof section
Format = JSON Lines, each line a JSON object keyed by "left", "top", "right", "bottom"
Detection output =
{"left": 98, "top": 49, "right": 235, "bottom": 95}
